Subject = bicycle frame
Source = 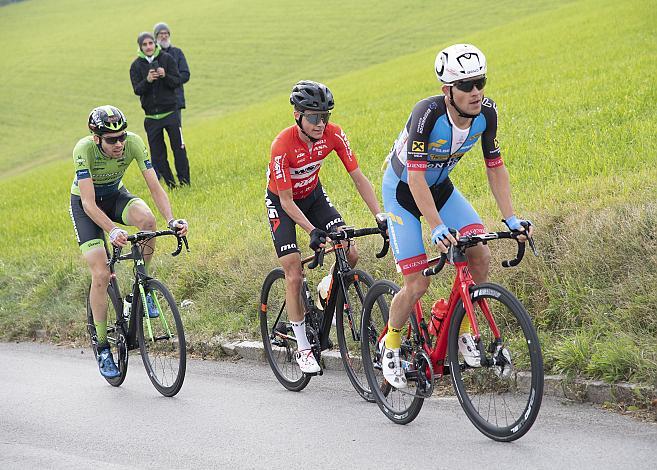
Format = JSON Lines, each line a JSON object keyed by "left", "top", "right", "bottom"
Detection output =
{"left": 106, "top": 231, "right": 187, "bottom": 351}
{"left": 300, "top": 240, "right": 356, "bottom": 351}
{"left": 381, "top": 229, "right": 533, "bottom": 378}
{"left": 413, "top": 250, "right": 500, "bottom": 377}
{"left": 266, "top": 226, "right": 388, "bottom": 355}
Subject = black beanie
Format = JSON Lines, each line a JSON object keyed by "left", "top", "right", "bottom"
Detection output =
{"left": 137, "top": 31, "right": 155, "bottom": 46}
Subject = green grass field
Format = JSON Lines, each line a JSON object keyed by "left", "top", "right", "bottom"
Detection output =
{"left": 1, "top": 0, "right": 657, "bottom": 385}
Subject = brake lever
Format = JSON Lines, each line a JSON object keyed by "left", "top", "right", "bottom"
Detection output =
{"left": 307, "top": 248, "right": 325, "bottom": 270}
{"left": 108, "top": 245, "right": 122, "bottom": 266}
{"left": 519, "top": 221, "right": 538, "bottom": 256}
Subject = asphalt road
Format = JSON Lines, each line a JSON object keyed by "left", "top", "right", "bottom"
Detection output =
{"left": 1, "top": 342, "right": 656, "bottom": 469}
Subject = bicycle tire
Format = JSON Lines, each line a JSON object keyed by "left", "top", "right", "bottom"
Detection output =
{"left": 86, "top": 283, "right": 128, "bottom": 387}
{"left": 259, "top": 268, "right": 311, "bottom": 392}
{"left": 448, "top": 282, "right": 543, "bottom": 442}
{"left": 335, "top": 269, "right": 375, "bottom": 402}
{"left": 136, "top": 279, "right": 187, "bottom": 397}
{"left": 361, "top": 280, "right": 425, "bottom": 425}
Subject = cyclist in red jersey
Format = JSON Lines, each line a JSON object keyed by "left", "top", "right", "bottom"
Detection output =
{"left": 265, "top": 80, "right": 386, "bottom": 373}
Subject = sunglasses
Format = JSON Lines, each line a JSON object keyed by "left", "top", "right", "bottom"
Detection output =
{"left": 301, "top": 112, "right": 331, "bottom": 125}
{"left": 453, "top": 76, "right": 487, "bottom": 92}
{"left": 102, "top": 133, "right": 128, "bottom": 145}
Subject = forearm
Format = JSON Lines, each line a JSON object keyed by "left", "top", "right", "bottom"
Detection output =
{"left": 351, "top": 171, "right": 381, "bottom": 216}
{"left": 82, "top": 202, "right": 119, "bottom": 233}
{"left": 408, "top": 174, "right": 442, "bottom": 229}
{"left": 178, "top": 55, "right": 190, "bottom": 84}
{"left": 163, "top": 65, "right": 181, "bottom": 88}
{"left": 280, "top": 198, "right": 315, "bottom": 234}
{"left": 486, "top": 165, "right": 514, "bottom": 219}
{"left": 130, "top": 68, "right": 149, "bottom": 95}
{"left": 151, "top": 185, "right": 175, "bottom": 222}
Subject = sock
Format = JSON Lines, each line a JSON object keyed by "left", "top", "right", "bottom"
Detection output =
{"left": 291, "top": 319, "right": 311, "bottom": 351}
{"left": 385, "top": 323, "right": 402, "bottom": 349}
{"left": 94, "top": 319, "right": 108, "bottom": 346}
{"left": 459, "top": 316, "right": 471, "bottom": 336}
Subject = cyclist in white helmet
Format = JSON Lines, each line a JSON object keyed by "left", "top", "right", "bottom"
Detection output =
{"left": 379, "top": 44, "right": 534, "bottom": 388}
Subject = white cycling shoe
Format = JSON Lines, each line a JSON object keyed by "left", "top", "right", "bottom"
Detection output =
{"left": 295, "top": 349, "right": 321, "bottom": 374}
{"left": 458, "top": 333, "right": 482, "bottom": 368}
{"left": 380, "top": 338, "right": 407, "bottom": 389}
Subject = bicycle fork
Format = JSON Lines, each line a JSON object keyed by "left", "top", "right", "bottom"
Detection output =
{"left": 136, "top": 282, "right": 174, "bottom": 343}
{"left": 459, "top": 284, "right": 504, "bottom": 368}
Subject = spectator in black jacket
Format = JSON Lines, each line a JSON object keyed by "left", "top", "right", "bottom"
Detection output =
{"left": 129, "top": 32, "right": 190, "bottom": 188}
{"left": 154, "top": 22, "right": 190, "bottom": 124}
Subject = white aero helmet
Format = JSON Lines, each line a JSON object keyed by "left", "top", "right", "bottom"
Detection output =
{"left": 435, "top": 44, "right": 487, "bottom": 84}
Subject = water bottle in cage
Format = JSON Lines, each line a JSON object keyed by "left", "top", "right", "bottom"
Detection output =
{"left": 428, "top": 298, "right": 448, "bottom": 336}
{"left": 123, "top": 294, "right": 132, "bottom": 321}
{"left": 315, "top": 274, "right": 331, "bottom": 310}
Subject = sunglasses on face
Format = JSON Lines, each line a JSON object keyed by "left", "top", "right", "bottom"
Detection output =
{"left": 453, "top": 76, "right": 487, "bottom": 92}
{"left": 102, "top": 133, "right": 128, "bottom": 145}
{"left": 301, "top": 112, "right": 331, "bottom": 126}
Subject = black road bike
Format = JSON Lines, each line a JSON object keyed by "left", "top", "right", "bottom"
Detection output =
{"left": 259, "top": 226, "right": 388, "bottom": 400}
{"left": 86, "top": 230, "right": 189, "bottom": 397}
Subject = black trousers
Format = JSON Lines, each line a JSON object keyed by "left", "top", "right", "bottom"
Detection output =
{"left": 144, "top": 112, "right": 190, "bottom": 187}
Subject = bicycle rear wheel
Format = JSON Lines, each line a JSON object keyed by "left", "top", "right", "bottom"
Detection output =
{"left": 136, "top": 279, "right": 187, "bottom": 397}
{"left": 335, "top": 269, "right": 375, "bottom": 402}
{"left": 361, "top": 280, "right": 425, "bottom": 425}
{"left": 259, "top": 268, "right": 311, "bottom": 392}
{"left": 86, "top": 282, "right": 128, "bottom": 387}
{"left": 448, "top": 282, "right": 543, "bottom": 442}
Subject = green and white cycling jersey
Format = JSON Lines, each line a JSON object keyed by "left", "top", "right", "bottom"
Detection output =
{"left": 70, "top": 132, "right": 153, "bottom": 197}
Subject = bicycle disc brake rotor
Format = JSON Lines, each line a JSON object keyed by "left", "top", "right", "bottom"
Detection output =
{"left": 492, "top": 344, "right": 513, "bottom": 379}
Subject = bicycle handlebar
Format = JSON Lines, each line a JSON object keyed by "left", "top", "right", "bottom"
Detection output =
{"left": 109, "top": 230, "right": 189, "bottom": 267}
{"left": 306, "top": 226, "right": 389, "bottom": 270}
{"left": 422, "top": 229, "right": 537, "bottom": 277}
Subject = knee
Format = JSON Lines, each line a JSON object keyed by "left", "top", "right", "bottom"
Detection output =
{"left": 406, "top": 276, "right": 430, "bottom": 302}
{"left": 468, "top": 246, "right": 491, "bottom": 271}
{"left": 91, "top": 267, "right": 111, "bottom": 287}
{"left": 347, "top": 243, "right": 359, "bottom": 266}
{"left": 135, "top": 211, "right": 157, "bottom": 231}
{"left": 142, "top": 212, "right": 157, "bottom": 231}
{"left": 283, "top": 268, "right": 303, "bottom": 290}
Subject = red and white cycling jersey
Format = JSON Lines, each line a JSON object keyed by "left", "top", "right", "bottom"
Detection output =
{"left": 267, "top": 123, "right": 359, "bottom": 199}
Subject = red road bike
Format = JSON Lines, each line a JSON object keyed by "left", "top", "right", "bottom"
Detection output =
{"left": 361, "top": 228, "right": 543, "bottom": 441}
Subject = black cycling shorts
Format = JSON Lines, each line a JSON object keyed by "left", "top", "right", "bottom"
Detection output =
{"left": 265, "top": 183, "right": 345, "bottom": 257}
{"left": 69, "top": 187, "right": 142, "bottom": 253}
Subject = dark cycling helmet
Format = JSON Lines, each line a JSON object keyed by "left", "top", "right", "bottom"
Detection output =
{"left": 88, "top": 105, "right": 128, "bottom": 135}
{"left": 289, "top": 80, "right": 334, "bottom": 112}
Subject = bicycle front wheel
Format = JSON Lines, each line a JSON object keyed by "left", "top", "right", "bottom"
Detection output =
{"left": 86, "top": 282, "right": 128, "bottom": 387}
{"left": 335, "top": 269, "right": 375, "bottom": 402}
{"left": 259, "top": 268, "right": 311, "bottom": 392}
{"left": 136, "top": 279, "right": 187, "bottom": 397}
{"left": 448, "top": 282, "right": 543, "bottom": 442}
{"left": 361, "top": 280, "right": 425, "bottom": 425}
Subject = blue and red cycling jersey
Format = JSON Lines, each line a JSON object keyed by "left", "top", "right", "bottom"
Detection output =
{"left": 383, "top": 94, "right": 503, "bottom": 275}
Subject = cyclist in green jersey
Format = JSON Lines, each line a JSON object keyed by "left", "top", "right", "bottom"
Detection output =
{"left": 69, "top": 105, "right": 188, "bottom": 378}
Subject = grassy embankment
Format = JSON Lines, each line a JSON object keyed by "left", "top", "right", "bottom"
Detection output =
{"left": 1, "top": 0, "right": 656, "bottom": 385}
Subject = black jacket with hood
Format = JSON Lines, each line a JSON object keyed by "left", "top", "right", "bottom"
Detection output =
{"left": 129, "top": 45, "right": 181, "bottom": 116}
{"left": 160, "top": 44, "right": 190, "bottom": 109}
